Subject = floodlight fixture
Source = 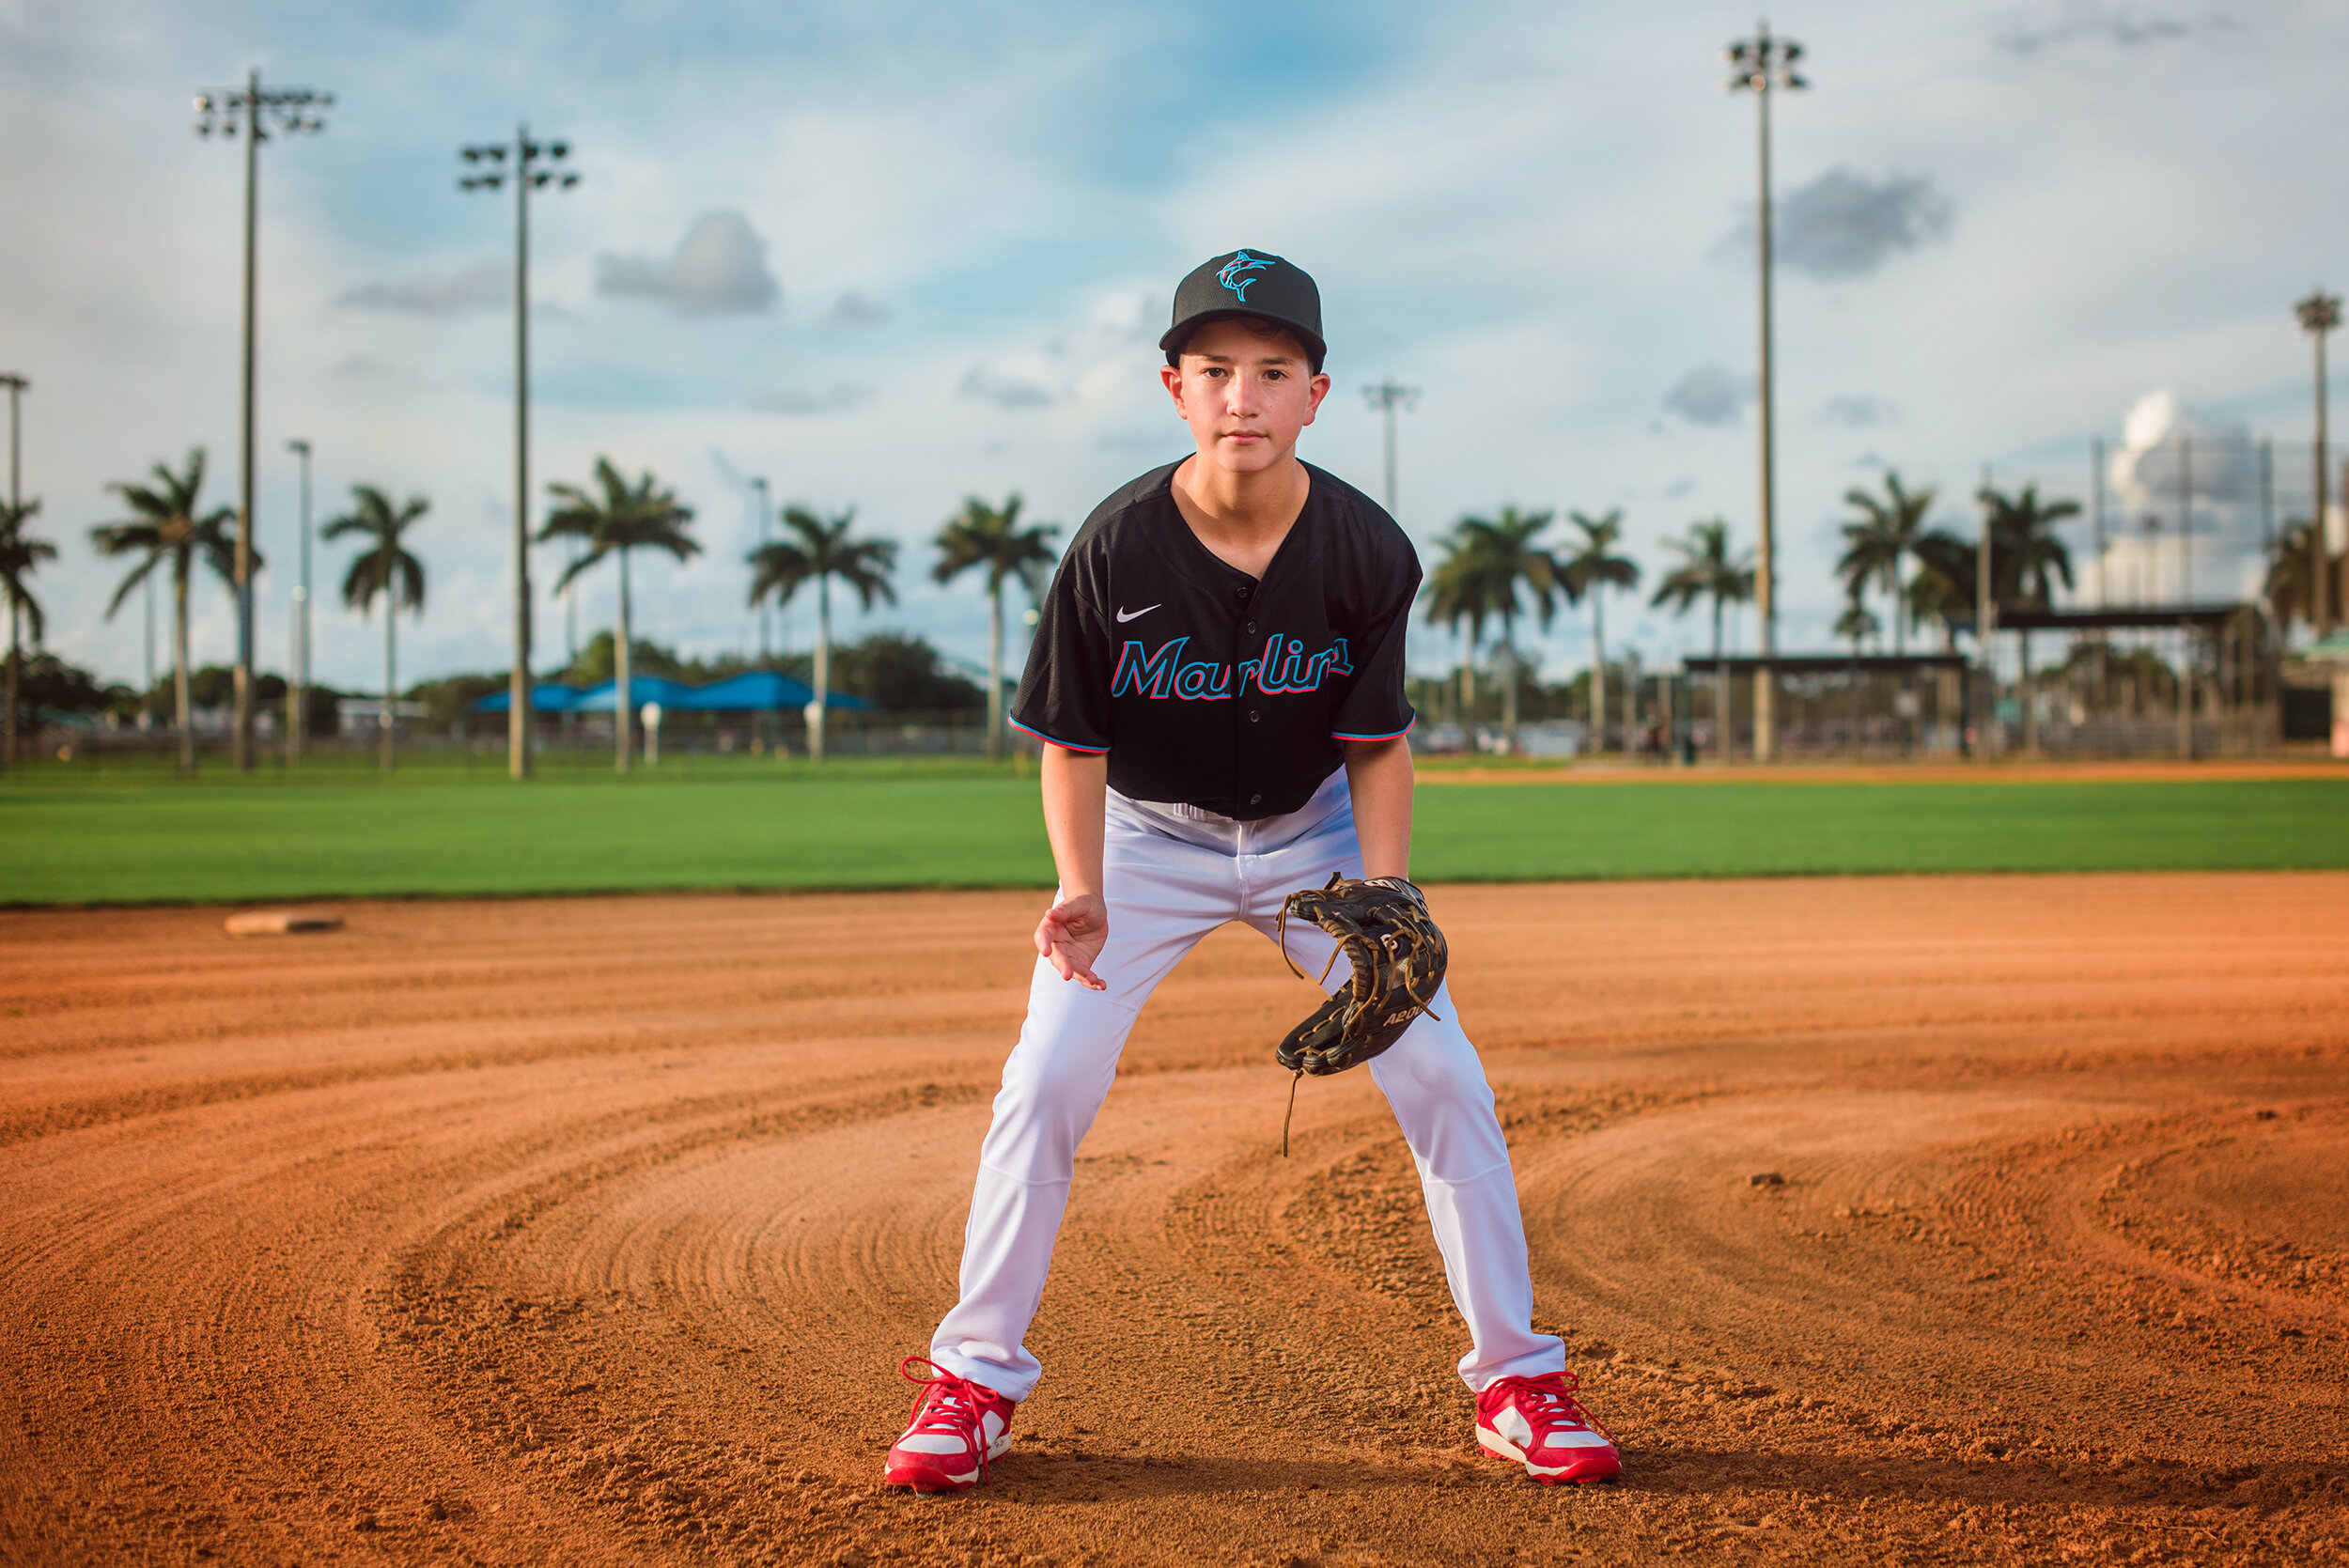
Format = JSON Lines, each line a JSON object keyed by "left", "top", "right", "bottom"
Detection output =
{"left": 192, "top": 77, "right": 333, "bottom": 143}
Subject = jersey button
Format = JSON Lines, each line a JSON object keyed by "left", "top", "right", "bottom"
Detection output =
{"left": 1251, "top": 794, "right": 1263, "bottom": 805}
{"left": 1246, "top": 622, "right": 1257, "bottom": 636}
{"left": 1249, "top": 710, "right": 1261, "bottom": 722}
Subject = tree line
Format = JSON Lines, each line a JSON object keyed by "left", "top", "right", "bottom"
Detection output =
{"left": 0, "top": 446, "right": 1056, "bottom": 772}
{"left": 1411, "top": 468, "right": 2240, "bottom": 752}
{"left": 6, "top": 453, "right": 2326, "bottom": 769}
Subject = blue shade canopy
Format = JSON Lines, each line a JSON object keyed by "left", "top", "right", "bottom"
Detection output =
{"left": 691, "top": 671, "right": 816, "bottom": 710}
{"left": 564, "top": 675, "right": 702, "bottom": 714}
{"left": 472, "top": 682, "right": 593, "bottom": 714}
{"left": 470, "top": 674, "right": 872, "bottom": 712}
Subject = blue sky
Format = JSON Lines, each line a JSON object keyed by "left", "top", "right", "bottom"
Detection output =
{"left": 5, "top": 0, "right": 2347, "bottom": 694}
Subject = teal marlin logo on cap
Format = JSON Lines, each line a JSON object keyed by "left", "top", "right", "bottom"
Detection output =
{"left": 1217, "top": 250, "right": 1275, "bottom": 302}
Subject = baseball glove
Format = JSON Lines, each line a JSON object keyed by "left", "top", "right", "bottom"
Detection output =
{"left": 1273, "top": 875, "right": 1447, "bottom": 1152}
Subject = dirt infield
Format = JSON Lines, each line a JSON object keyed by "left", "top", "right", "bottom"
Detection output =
{"left": 4, "top": 876, "right": 2346, "bottom": 1567}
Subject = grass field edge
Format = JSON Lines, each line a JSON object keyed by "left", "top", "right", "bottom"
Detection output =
{"left": 15, "top": 858, "right": 2349, "bottom": 912}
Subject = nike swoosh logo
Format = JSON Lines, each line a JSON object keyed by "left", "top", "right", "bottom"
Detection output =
{"left": 1115, "top": 604, "right": 1161, "bottom": 623}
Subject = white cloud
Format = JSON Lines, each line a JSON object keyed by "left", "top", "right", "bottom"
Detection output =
{"left": 1995, "top": 1, "right": 2201, "bottom": 55}
{"left": 1716, "top": 168, "right": 1955, "bottom": 282}
{"left": 827, "top": 291, "right": 890, "bottom": 326}
{"left": 1819, "top": 395, "right": 1899, "bottom": 427}
{"left": 748, "top": 383, "right": 874, "bottom": 416}
{"left": 1663, "top": 365, "right": 1752, "bottom": 427}
{"left": 597, "top": 210, "right": 779, "bottom": 316}
{"left": 959, "top": 365, "right": 1056, "bottom": 410}
{"left": 951, "top": 289, "right": 1156, "bottom": 414}
{"left": 2106, "top": 388, "right": 2259, "bottom": 516}
{"left": 337, "top": 260, "right": 506, "bottom": 315}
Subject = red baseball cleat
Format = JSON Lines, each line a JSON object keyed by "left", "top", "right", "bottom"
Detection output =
{"left": 883, "top": 1356, "right": 1017, "bottom": 1494}
{"left": 1475, "top": 1371, "right": 1621, "bottom": 1485}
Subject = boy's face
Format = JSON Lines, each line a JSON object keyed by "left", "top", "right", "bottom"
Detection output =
{"left": 1160, "top": 317, "right": 1331, "bottom": 477}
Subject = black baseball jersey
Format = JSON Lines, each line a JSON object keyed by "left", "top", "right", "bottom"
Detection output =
{"left": 1009, "top": 459, "right": 1419, "bottom": 820}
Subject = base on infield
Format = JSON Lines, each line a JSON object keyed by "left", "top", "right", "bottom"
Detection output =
{"left": 223, "top": 909, "right": 346, "bottom": 937}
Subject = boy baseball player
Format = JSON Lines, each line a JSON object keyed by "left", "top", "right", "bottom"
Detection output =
{"left": 884, "top": 250, "right": 1617, "bottom": 1492}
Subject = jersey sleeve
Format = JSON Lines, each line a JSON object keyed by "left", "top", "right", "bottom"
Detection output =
{"left": 1328, "top": 568, "right": 1418, "bottom": 743}
{"left": 1008, "top": 537, "right": 1113, "bottom": 754}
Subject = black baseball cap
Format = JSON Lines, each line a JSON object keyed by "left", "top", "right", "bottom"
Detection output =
{"left": 1159, "top": 249, "right": 1326, "bottom": 371}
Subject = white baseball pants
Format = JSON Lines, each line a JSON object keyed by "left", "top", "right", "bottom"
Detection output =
{"left": 928, "top": 771, "right": 1565, "bottom": 1403}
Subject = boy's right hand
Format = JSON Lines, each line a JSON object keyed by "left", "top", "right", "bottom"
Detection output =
{"left": 1035, "top": 893, "right": 1109, "bottom": 991}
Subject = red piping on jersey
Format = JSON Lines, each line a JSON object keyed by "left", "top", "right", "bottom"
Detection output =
{"left": 1008, "top": 716, "right": 1110, "bottom": 754}
{"left": 1331, "top": 716, "right": 1416, "bottom": 743}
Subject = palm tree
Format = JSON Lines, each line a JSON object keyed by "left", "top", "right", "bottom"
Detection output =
{"left": 1422, "top": 509, "right": 1569, "bottom": 748}
{"left": 748, "top": 505, "right": 896, "bottom": 763}
{"left": 0, "top": 499, "right": 55, "bottom": 768}
{"left": 1649, "top": 520, "right": 1752, "bottom": 661}
{"left": 933, "top": 494, "right": 1058, "bottom": 760}
{"left": 1482, "top": 507, "right": 1572, "bottom": 748}
{"left": 1833, "top": 595, "right": 1880, "bottom": 756}
{"left": 1560, "top": 509, "right": 1641, "bottom": 752}
{"left": 2265, "top": 518, "right": 2344, "bottom": 635}
{"left": 1976, "top": 483, "right": 2078, "bottom": 756}
{"left": 89, "top": 448, "right": 239, "bottom": 771}
{"left": 1834, "top": 596, "right": 1879, "bottom": 653}
{"left": 542, "top": 458, "right": 700, "bottom": 772}
{"left": 323, "top": 486, "right": 428, "bottom": 772}
{"left": 1904, "top": 530, "right": 1975, "bottom": 651}
{"left": 1978, "top": 482, "right": 2079, "bottom": 607}
{"left": 1423, "top": 522, "right": 1504, "bottom": 730}
{"left": 1649, "top": 519, "right": 1753, "bottom": 761}
{"left": 1838, "top": 471, "right": 1935, "bottom": 655}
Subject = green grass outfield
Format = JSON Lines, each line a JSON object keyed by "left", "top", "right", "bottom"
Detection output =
{"left": 5, "top": 752, "right": 2347, "bottom": 905}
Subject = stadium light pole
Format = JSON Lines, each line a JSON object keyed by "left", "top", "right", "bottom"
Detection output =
{"left": 749, "top": 475, "right": 772, "bottom": 756}
{"left": 750, "top": 476, "right": 772, "bottom": 660}
{"left": 1726, "top": 21, "right": 1805, "bottom": 762}
{"left": 460, "top": 125, "right": 578, "bottom": 780}
{"left": 2296, "top": 287, "right": 2340, "bottom": 637}
{"left": 194, "top": 71, "right": 332, "bottom": 772}
{"left": 1363, "top": 380, "right": 1419, "bottom": 517}
{"left": 285, "top": 438, "right": 313, "bottom": 764}
{"left": 1, "top": 373, "right": 23, "bottom": 768}
{"left": 1978, "top": 464, "right": 1997, "bottom": 759}
{"left": 1, "top": 374, "right": 24, "bottom": 510}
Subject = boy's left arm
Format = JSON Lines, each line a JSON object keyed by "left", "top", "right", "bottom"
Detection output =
{"left": 1342, "top": 737, "right": 1414, "bottom": 881}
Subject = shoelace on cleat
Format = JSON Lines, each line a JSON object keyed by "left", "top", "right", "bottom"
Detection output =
{"left": 1500, "top": 1372, "right": 1616, "bottom": 1446}
{"left": 897, "top": 1355, "right": 1002, "bottom": 1478}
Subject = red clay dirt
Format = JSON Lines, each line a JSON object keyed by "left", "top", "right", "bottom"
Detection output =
{"left": 3, "top": 874, "right": 2346, "bottom": 1567}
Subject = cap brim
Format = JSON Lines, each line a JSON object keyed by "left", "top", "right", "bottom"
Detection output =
{"left": 1159, "top": 309, "right": 1327, "bottom": 365}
